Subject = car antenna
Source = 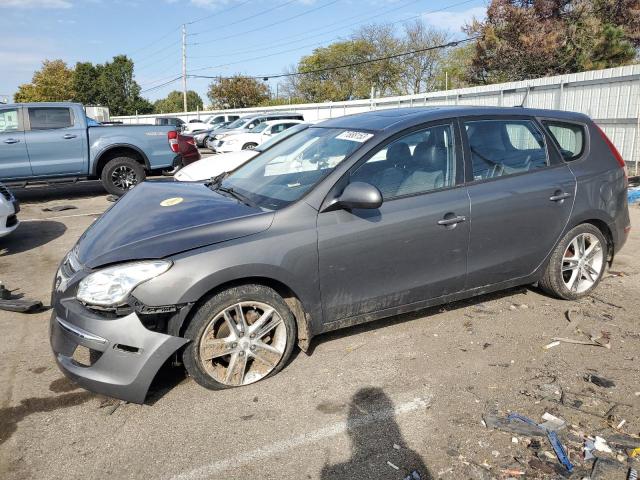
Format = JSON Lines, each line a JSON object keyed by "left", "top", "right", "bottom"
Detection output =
{"left": 515, "top": 86, "right": 530, "bottom": 108}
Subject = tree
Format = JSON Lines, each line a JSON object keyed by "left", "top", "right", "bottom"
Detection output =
{"left": 97, "top": 55, "right": 146, "bottom": 116}
{"left": 207, "top": 76, "right": 269, "bottom": 109}
{"left": 465, "top": 0, "right": 638, "bottom": 84}
{"left": 399, "top": 21, "right": 450, "bottom": 94}
{"left": 153, "top": 90, "right": 203, "bottom": 113}
{"left": 73, "top": 62, "right": 100, "bottom": 105}
{"left": 434, "top": 43, "right": 476, "bottom": 90}
{"left": 14, "top": 59, "right": 74, "bottom": 102}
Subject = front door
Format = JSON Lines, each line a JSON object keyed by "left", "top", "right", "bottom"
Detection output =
{"left": 462, "top": 117, "right": 576, "bottom": 288}
{"left": 0, "top": 107, "right": 32, "bottom": 180}
{"left": 26, "top": 106, "right": 86, "bottom": 176}
{"left": 317, "top": 122, "right": 469, "bottom": 323}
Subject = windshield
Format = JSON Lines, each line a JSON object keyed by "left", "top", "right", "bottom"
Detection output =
{"left": 251, "top": 123, "right": 269, "bottom": 133}
{"left": 225, "top": 117, "right": 251, "bottom": 129}
{"left": 255, "top": 123, "right": 308, "bottom": 152}
{"left": 221, "top": 127, "right": 371, "bottom": 210}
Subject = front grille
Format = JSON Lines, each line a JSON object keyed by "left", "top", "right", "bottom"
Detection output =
{"left": 59, "top": 248, "right": 82, "bottom": 280}
{"left": 6, "top": 215, "right": 17, "bottom": 228}
{"left": 0, "top": 183, "right": 12, "bottom": 201}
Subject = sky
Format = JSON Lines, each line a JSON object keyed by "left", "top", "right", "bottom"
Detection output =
{"left": 0, "top": 0, "right": 487, "bottom": 105}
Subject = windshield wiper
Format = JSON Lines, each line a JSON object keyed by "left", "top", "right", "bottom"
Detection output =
{"left": 206, "top": 172, "right": 228, "bottom": 188}
{"left": 214, "top": 185, "right": 256, "bottom": 208}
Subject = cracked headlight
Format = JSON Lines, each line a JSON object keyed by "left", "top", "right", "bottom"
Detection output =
{"left": 77, "top": 261, "right": 171, "bottom": 307}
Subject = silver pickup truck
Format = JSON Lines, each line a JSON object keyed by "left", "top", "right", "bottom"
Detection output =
{"left": 0, "top": 102, "right": 180, "bottom": 195}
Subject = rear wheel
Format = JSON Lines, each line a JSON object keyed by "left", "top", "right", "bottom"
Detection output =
{"left": 183, "top": 285, "right": 297, "bottom": 390}
{"left": 539, "top": 224, "right": 607, "bottom": 300}
{"left": 100, "top": 157, "right": 146, "bottom": 196}
{"left": 242, "top": 142, "right": 258, "bottom": 150}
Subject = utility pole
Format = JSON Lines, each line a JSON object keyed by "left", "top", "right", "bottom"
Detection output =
{"left": 182, "top": 24, "right": 187, "bottom": 113}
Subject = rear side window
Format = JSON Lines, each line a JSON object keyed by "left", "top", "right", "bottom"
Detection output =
{"left": 29, "top": 107, "right": 73, "bottom": 130}
{"left": 543, "top": 121, "right": 585, "bottom": 161}
{"left": 464, "top": 119, "right": 548, "bottom": 180}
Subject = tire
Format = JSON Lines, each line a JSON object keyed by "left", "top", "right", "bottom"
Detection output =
{"left": 100, "top": 156, "right": 146, "bottom": 196}
{"left": 242, "top": 142, "right": 258, "bottom": 150}
{"left": 539, "top": 223, "right": 608, "bottom": 300}
{"left": 183, "top": 284, "right": 297, "bottom": 390}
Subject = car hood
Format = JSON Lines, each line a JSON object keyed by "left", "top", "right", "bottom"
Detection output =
{"left": 77, "top": 181, "right": 273, "bottom": 268}
{"left": 174, "top": 150, "right": 258, "bottom": 181}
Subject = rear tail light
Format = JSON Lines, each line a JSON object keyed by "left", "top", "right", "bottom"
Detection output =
{"left": 596, "top": 125, "right": 627, "bottom": 182}
{"left": 168, "top": 130, "right": 179, "bottom": 153}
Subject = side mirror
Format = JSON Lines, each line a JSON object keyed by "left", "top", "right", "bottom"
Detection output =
{"left": 334, "top": 182, "right": 383, "bottom": 210}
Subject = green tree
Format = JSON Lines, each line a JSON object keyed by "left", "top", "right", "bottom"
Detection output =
{"left": 72, "top": 62, "right": 100, "bottom": 105}
{"left": 207, "top": 76, "right": 269, "bottom": 109}
{"left": 399, "top": 21, "right": 450, "bottom": 94}
{"left": 97, "top": 55, "right": 145, "bottom": 115}
{"left": 433, "top": 43, "right": 476, "bottom": 90}
{"left": 14, "top": 59, "right": 74, "bottom": 102}
{"left": 153, "top": 90, "right": 203, "bottom": 113}
{"left": 465, "top": 0, "right": 638, "bottom": 84}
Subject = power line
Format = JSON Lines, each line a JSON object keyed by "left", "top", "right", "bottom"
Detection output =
{"left": 186, "top": 0, "right": 253, "bottom": 25}
{"left": 186, "top": 0, "right": 478, "bottom": 74}
{"left": 189, "top": 36, "right": 480, "bottom": 81}
{"left": 190, "top": 0, "right": 341, "bottom": 46}
{"left": 140, "top": 76, "right": 183, "bottom": 94}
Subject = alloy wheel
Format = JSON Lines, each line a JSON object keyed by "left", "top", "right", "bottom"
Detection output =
{"left": 198, "top": 301, "right": 287, "bottom": 386}
{"left": 111, "top": 166, "right": 138, "bottom": 190}
{"left": 561, "top": 233, "right": 604, "bottom": 294}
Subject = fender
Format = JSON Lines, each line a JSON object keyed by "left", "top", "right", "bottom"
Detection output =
{"left": 92, "top": 143, "right": 151, "bottom": 175}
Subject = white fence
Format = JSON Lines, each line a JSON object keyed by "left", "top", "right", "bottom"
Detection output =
{"left": 115, "top": 65, "right": 640, "bottom": 173}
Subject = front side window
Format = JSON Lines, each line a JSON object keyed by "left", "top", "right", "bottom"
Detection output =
{"left": 0, "top": 108, "right": 20, "bottom": 133}
{"left": 544, "top": 121, "right": 585, "bottom": 161}
{"left": 222, "top": 127, "right": 370, "bottom": 210}
{"left": 464, "top": 119, "right": 548, "bottom": 180}
{"left": 251, "top": 123, "right": 269, "bottom": 133}
{"left": 28, "top": 107, "right": 73, "bottom": 130}
{"left": 350, "top": 124, "right": 456, "bottom": 200}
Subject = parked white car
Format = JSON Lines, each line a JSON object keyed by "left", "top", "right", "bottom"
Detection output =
{"left": 183, "top": 114, "right": 240, "bottom": 134}
{"left": 0, "top": 183, "right": 19, "bottom": 238}
{"left": 212, "top": 120, "right": 304, "bottom": 153}
{"left": 176, "top": 123, "right": 310, "bottom": 182}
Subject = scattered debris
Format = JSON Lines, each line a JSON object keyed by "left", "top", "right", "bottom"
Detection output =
{"left": 393, "top": 443, "right": 401, "bottom": 450}
{"left": 544, "top": 341, "right": 561, "bottom": 349}
{"left": 629, "top": 468, "right": 638, "bottom": 480}
{"left": 540, "top": 412, "right": 566, "bottom": 432}
{"left": 386, "top": 461, "right": 399, "bottom": 470}
{"left": 402, "top": 471, "right": 421, "bottom": 480}
{"left": 500, "top": 468, "right": 525, "bottom": 476}
{"left": 483, "top": 413, "right": 545, "bottom": 437}
{"left": 551, "top": 335, "right": 610, "bottom": 348}
{"left": 584, "top": 374, "right": 616, "bottom": 388}
{"left": 106, "top": 194, "right": 119, "bottom": 202}
{"left": 594, "top": 436, "right": 613, "bottom": 453}
{"left": 0, "top": 283, "right": 43, "bottom": 313}
{"left": 42, "top": 204, "right": 77, "bottom": 212}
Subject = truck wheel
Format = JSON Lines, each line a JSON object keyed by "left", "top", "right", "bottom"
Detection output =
{"left": 101, "top": 157, "right": 146, "bottom": 196}
{"left": 242, "top": 142, "right": 258, "bottom": 150}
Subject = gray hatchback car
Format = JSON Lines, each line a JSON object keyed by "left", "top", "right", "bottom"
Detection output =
{"left": 50, "top": 107, "right": 630, "bottom": 403}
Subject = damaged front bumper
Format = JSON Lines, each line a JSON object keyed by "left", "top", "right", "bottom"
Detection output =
{"left": 50, "top": 298, "right": 188, "bottom": 404}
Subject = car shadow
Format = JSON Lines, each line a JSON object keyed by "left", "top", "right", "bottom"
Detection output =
{"left": 10, "top": 181, "right": 107, "bottom": 203}
{"left": 309, "top": 286, "right": 530, "bottom": 352}
{"left": 0, "top": 220, "right": 67, "bottom": 256}
{"left": 320, "top": 387, "right": 432, "bottom": 480}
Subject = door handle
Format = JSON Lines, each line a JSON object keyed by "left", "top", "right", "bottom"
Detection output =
{"left": 63, "top": 134, "right": 77, "bottom": 139}
{"left": 549, "top": 192, "right": 572, "bottom": 202}
{"left": 3, "top": 138, "right": 19, "bottom": 144}
{"left": 437, "top": 215, "right": 466, "bottom": 226}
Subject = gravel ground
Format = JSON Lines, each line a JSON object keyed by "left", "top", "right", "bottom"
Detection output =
{"left": 0, "top": 182, "right": 638, "bottom": 480}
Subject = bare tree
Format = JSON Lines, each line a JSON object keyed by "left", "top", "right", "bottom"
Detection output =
{"left": 400, "top": 20, "right": 450, "bottom": 95}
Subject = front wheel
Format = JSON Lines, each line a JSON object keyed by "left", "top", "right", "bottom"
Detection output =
{"left": 242, "top": 142, "right": 258, "bottom": 150}
{"left": 539, "top": 224, "right": 608, "bottom": 300}
{"left": 101, "top": 157, "right": 146, "bottom": 196}
{"left": 183, "top": 285, "right": 297, "bottom": 390}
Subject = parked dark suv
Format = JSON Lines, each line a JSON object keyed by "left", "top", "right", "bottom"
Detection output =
{"left": 50, "top": 107, "right": 630, "bottom": 403}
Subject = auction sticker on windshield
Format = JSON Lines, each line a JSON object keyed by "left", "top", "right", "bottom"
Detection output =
{"left": 336, "top": 131, "right": 374, "bottom": 142}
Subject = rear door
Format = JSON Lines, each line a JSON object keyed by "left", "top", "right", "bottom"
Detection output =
{"left": 462, "top": 116, "right": 576, "bottom": 288}
{"left": 0, "top": 106, "right": 32, "bottom": 180}
{"left": 25, "top": 106, "right": 86, "bottom": 176}
{"left": 317, "top": 121, "right": 469, "bottom": 322}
